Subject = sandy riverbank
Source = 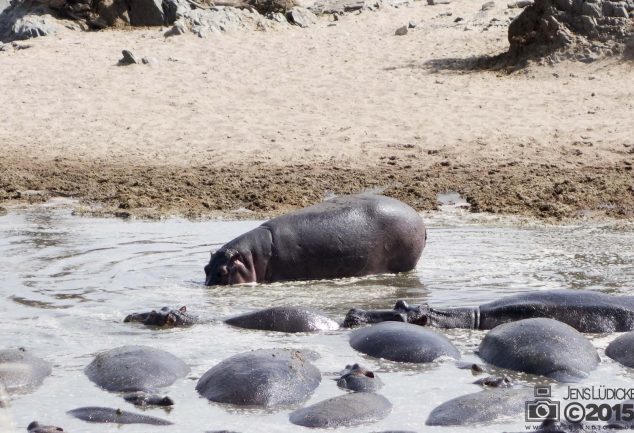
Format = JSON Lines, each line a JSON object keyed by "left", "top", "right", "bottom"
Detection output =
{"left": 0, "top": 0, "right": 632, "bottom": 220}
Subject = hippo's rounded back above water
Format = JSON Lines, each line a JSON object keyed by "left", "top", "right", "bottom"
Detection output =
{"left": 85, "top": 346, "right": 189, "bottom": 392}
{"left": 478, "top": 318, "right": 599, "bottom": 382}
{"left": 0, "top": 348, "right": 51, "bottom": 395}
{"left": 204, "top": 194, "right": 426, "bottom": 285}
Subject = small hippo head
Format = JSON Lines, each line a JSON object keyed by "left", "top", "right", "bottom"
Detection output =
{"left": 204, "top": 249, "right": 254, "bottom": 286}
{"left": 342, "top": 300, "right": 428, "bottom": 327}
{"left": 124, "top": 306, "right": 194, "bottom": 327}
{"left": 336, "top": 363, "right": 383, "bottom": 392}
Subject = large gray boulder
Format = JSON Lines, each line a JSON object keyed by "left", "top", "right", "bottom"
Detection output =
{"left": 128, "top": 0, "right": 164, "bottom": 25}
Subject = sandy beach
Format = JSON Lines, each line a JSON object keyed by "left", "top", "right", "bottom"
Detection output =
{"left": 0, "top": 0, "right": 633, "bottom": 220}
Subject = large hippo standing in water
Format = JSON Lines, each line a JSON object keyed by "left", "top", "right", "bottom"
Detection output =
{"left": 344, "top": 289, "right": 634, "bottom": 333}
{"left": 204, "top": 194, "right": 426, "bottom": 285}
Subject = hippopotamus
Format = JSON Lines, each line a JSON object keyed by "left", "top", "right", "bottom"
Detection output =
{"left": 344, "top": 289, "right": 634, "bottom": 333}
{"left": 204, "top": 194, "right": 426, "bottom": 285}
{"left": 606, "top": 331, "right": 634, "bottom": 368}
{"left": 349, "top": 321, "right": 460, "bottom": 363}
{"left": 289, "top": 393, "right": 392, "bottom": 428}
{"left": 0, "top": 348, "right": 51, "bottom": 395}
{"left": 67, "top": 407, "right": 171, "bottom": 425}
{"left": 27, "top": 422, "right": 64, "bottom": 433}
{"left": 426, "top": 389, "right": 532, "bottom": 426}
{"left": 123, "top": 391, "right": 174, "bottom": 407}
{"left": 196, "top": 349, "right": 321, "bottom": 407}
{"left": 85, "top": 346, "right": 189, "bottom": 392}
{"left": 478, "top": 318, "right": 599, "bottom": 382}
{"left": 225, "top": 306, "right": 339, "bottom": 332}
{"left": 473, "top": 375, "right": 512, "bottom": 388}
{"left": 124, "top": 306, "right": 195, "bottom": 327}
{"left": 336, "top": 364, "right": 383, "bottom": 392}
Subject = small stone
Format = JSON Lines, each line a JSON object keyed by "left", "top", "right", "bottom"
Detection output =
{"left": 287, "top": 7, "right": 317, "bottom": 28}
{"left": 164, "top": 21, "right": 187, "bottom": 37}
{"left": 192, "top": 25, "right": 208, "bottom": 38}
{"left": 267, "top": 12, "right": 287, "bottom": 23}
{"left": 141, "top": 56, "right": 158, "bottom": 65}
{"left": 454, "top": 16, "right": 463, "bottom": 21}
{"left": 118, "top": 50, "right": 139, "bottom": 65}
{"left": 427, "top": 0, "right": 452, "bottom": 5}
{"left": 395, "top": 25, "right": 408, "bottom": 35}
{"left": 408, "top": 20, "right": 417, "bottom": 28}
{"left": 481, "top": 0, "right": 495, "bottom": 9}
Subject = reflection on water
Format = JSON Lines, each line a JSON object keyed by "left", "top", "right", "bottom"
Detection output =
{"left": 0, "top": 202, "right": 633, "bottom": 432}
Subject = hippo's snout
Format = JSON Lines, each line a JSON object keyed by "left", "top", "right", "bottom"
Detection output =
{"left": 343, "top": 308, "right": 407, "bottom": 328}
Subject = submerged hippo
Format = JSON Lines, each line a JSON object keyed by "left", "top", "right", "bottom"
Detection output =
{"left": 336, "top": 364, "right": 383, "bottom": 392}
{"left": 196, "top": 349, "right": 321, "bottom": 407}
{"left": 123, "top": 391, "right": 174, "bottom": 407}
{"left": 426, "top": 389, "right": 532, "bottom": 426}
{"left": 85, "top": 346, "right": 189, "bottom": 392}
{"left": 225, "top": 306, "right": 339, "bottom": 332}
{"left": 67, "top": 407, "right": 171, "bottom": 425}
{"left": 606, "top": 331, "right": 634, "bottom": 368}
{"left": 478, "top": 318, "right": 599, "bottom": 382}
{"left": 204, "top": 194, "right": 426, "bottom": 285}
{"left": 0, "top": 349, "right": 51, "bottom": 395}
{"left": 349, "top": 322, "right": 460, "bottom": 363}
{"left": 124, "top": 306, "right": 195, "bottom": 327}
{"left": 289, "top": 393, "right": 392, "bottom": 428}
{"left": 27, "top": 422, "right": 64, "bottom": 433}
{"left": 344, "top": 289, "right": 634, "bottom": 333}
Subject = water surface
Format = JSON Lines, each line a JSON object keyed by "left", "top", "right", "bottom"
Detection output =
{"left": 1, "top": 202, "right": 633, "bottom": 432}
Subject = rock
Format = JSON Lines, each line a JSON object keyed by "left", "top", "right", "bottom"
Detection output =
{"left": 118, "top": 49, "right": 140, "bottom": 65}
{"left": 289, "top": 393, "right": 392, "bottom": 428}
{"left": 394, "top": 25, "right": 408, "bottom": 35}
{"left": 507, "top": 0, "right": 532, "bottom": 7}
{"left": 141, "top": 56, "right": 158, "bottom": 65}
{"left": 287, "top": 7, "right": 317, "bottom": 28}
{"left": 427, "top": 0, "right": 452, "bottom": 5}
{"left": 196, "top": 349, "right": 321, "bottom": 407}
{"left": 408, "top": 20, "right": 417, "bottom": 28}
{"left": 267, "top": 12, "right": 287, "bottom": 23}
{"left": 164, "top": 21, "right": 187, "bottom": 37}
{"left": 127, "top": 0, "right": 164, "bottom": 25}
{"left": 11, "top": 14, "right": 57, "bottom": 40}
{"left": 162, "top": 0, "right": 191, "bottom": 23}
{"left": 481, "top": 0, "right": 495, "bottom": 9}
{"left": 0, "top": 0, "right": 10, "bottom": 15}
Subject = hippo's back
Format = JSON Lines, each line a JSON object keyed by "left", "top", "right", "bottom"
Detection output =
{"left": 262, "top": 194, "right": 425, "bottom": 282}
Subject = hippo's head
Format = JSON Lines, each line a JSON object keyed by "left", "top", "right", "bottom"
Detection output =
{"left": 336, "top": 363, "right": 383, "bottom": 392}
{"left": 124, "top": 306, "right": 194, "bottom": 327}
{"left": 342, "top": 300, "right": 429, "bottom": 327}
{"left": 204, "top": 249, "right": 254, "bottom": 286}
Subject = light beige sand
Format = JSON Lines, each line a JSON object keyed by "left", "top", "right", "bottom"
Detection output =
{"left": 0, "top": 0, "right": 633, "bottom": 219}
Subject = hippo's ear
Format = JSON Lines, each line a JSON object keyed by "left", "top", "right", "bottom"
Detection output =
{"left": 179, "top": 306, "right": 187, "bottom": 313}
{"left": 365, "top": 371, "right": 375, "bottom": 378}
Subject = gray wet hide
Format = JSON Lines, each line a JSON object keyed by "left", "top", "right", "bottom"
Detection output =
{"left": 196, "top": 349, "right": 321, "bottom": 407}
{"left": 478, "top": 318, "right": 599, "bottom": 382}
{"left": 0, "top": 348, "right": 51, "bottom": 395}
{"left": 349, "top": 322, "right": 460, "bottom": 363}
{"left": 289, "top": 392, "right": 392, "bottom": 428}
{"left": 224, "top": 306, "right": 339, "bottom": 332}
{"left": 85, "top": 345, "right": 189, "bottom": 392}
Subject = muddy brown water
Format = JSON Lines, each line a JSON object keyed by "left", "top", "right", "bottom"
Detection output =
{"left": 1, "top": 200, "right": 633, "bottom": 432}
